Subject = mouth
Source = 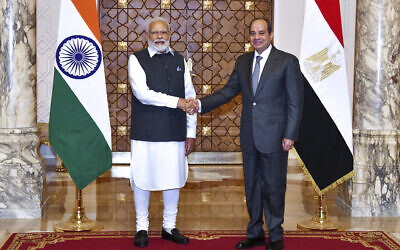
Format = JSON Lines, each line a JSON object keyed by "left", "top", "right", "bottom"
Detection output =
{"left": 149, "top": 38, "right": 169, "bottom": 51}
{"left": 154, "top": 40, "right": 165, "bottom": 45}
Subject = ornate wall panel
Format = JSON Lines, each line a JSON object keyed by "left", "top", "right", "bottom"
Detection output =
{"left": 36, "top": 0, "right": 61, "bottom": 123}
{"left": 100, "top": 0, "right": 272, "bottom": 152}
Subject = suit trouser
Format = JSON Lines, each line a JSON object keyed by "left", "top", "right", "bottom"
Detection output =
{"left": 242, "top": 144, "right": 288, "bottom": 242}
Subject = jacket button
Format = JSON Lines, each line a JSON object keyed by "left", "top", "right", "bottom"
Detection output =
{"left": 253, "top": 102, "right": 256, "bottom": 106}
{"left": 169, "top": 89, "right": 173, "bottom": 92}
{"left": 168, "top": 77, "right": 171, "bottom": 80}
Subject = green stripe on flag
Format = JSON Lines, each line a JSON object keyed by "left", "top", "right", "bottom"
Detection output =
{"left": 49, "top": 69, "right": 111, "bottom": 190}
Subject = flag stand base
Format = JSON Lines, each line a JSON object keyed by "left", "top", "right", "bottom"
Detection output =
{"left": 54, "top": 186, "right": 103, "bottom": 232}
{"left": 55, "top": 155, "right": 67, "bottom": 172}
{"left": 297, "top": 195, "right": 339, "bottom": 230}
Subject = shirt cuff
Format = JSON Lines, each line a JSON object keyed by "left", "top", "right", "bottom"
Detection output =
{"left": 186, "top": 127, "right": 196, "bottom": 138}
{"left": 169, "top": 96, "right": 180, "bottom": 109}
{"left": 198, "top": 99, "right": 202, "bottom": 113}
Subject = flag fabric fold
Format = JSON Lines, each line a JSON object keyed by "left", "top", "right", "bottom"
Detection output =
{"left": 294, "top": 0, "right": 353, "bottom": 194}
{"left": 49, "top": 0, "right": 111, "bottom": 190}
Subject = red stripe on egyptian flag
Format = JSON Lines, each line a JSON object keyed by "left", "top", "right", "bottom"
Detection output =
{"left": 315, "top": 0, "right": 344, "bottom": 46}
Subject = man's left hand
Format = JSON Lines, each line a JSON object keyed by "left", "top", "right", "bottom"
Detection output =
{"left": 282, "top": 138, "right": 294, "bottom": 152}
{"left": 185, "top": 138, "right": 196, "bottom": 156}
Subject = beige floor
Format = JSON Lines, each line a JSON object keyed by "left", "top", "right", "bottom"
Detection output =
{"left": 1, "top": 162, "right": 400, "bottom": 247}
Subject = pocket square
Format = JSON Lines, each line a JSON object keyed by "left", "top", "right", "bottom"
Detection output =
{"left": 176, "top": 66, "right": 182, "bottom": 72}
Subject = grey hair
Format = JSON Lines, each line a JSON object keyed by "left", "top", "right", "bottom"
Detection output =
{"left": 146, "top": 17, "right": 170, "bottom": 33}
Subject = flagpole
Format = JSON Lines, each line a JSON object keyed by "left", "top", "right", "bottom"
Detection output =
{"left": 54, "top": 185, "right": 103, "bottom": 232}
{"left": 297, "top": 194, "right": 339, "bottom": 230}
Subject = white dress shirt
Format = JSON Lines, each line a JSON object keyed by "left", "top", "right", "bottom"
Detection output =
{"left": 252, "top": 44, "right": 272, "bottom": 82}
{"left": 128, "top": 46, "right": 197, "bottom": 191}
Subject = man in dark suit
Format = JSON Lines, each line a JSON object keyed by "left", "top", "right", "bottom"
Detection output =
{"left": 192, "top": 18, "right": 303, "bottom": 250}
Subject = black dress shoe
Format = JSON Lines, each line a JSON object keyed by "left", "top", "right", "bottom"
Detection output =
{"left": 266, "top": 239, "right": 284, "bottom": 250}
{"left": 235, "top": 237, "right": 265, "bottom": 249}
{"left": 161, "top": 228, "right": 189, "bottom": 244}
{"left": 134, "top": 230, "right": 148, "bottom": 247}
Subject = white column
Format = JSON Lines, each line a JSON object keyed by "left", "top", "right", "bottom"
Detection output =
{"left": 0, "top": 0, "right": 47, "bottom": 218}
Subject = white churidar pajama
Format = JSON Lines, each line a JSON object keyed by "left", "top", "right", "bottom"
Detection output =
{"left": 128, "top": 46, "right": 197, "bottom": 231}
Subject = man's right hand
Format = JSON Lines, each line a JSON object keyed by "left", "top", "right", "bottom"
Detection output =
{"left": 178, "top": 98, "right": 199, "bottom": 115}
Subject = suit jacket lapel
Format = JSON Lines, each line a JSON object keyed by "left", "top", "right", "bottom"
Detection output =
{"left": 254, "top": 46, "right": 279, "bottom": 96}
{"left": 245, "top": 52, "right": 254, "bottom": 97}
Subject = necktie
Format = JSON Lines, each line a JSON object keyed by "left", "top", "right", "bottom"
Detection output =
{"left": 252, "top": 56, "right": 262, "bottom": 95}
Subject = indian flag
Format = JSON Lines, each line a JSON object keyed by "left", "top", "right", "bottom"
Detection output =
{"left": 294, "top": 0, "right": 353, "bottom": 194}
{"left": 49, "top": 0, "right": 111, "bottom": 190}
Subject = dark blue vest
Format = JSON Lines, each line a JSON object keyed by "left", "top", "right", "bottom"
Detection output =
{"left": 130, "top": 48, "right": 187, "bottom": 141}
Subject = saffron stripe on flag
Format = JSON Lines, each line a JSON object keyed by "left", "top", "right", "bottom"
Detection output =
{"left": 71, "top": 0, "right": 101, "bottom": 43}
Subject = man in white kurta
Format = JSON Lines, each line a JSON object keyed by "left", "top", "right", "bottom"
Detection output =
{"left": 128, "top": 17, "right": 197, "bottom": 247}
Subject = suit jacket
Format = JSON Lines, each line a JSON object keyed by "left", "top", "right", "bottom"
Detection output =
{"left": 200, "top": 46, "right": 304, "bottom": 154}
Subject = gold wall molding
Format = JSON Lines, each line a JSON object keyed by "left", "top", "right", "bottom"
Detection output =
{"left": 202, "top": 85, "right": 211, "bottom": 94}
{"left": 202, "top": 42, "right": 212, "bottom": 52}
{"left": 118, "top": 0, "right": 127, "bottom": 8}
{"left": 161, "top": 0, "right": 170, "bottom": 9}
{"left": 245, "top": 43, "right": 253, "bottom": 52}
{"left": 245, "top": 1, "right": 254, "bottom": 11}
{"left": 118, "top": 41, "right": 127, "bottom": 52}
{"left": 203, "top": 1, "right": 212, "bottom": 10}
{"left": 117, "top": 126, "right": 127, "bottom": 136}
{"left": 117, "top": 84, "right": 127, "bottom": 94}
{"left": 202, "top": 126, "right": 211, "bottom": 136}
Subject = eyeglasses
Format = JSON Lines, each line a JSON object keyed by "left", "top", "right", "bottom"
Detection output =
{"left": 150, "top": 30, "right": 169, "bottom": 35}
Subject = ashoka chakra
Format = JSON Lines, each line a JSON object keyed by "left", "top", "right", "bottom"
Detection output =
{"left": 56, "top": 35, "right": 102, "bottom": 79}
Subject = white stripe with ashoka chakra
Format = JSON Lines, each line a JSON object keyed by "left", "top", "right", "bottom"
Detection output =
{"left": 56, "top": 0, "right": 111, "bottom": 148}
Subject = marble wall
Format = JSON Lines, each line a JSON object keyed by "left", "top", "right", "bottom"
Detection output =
{"left": 349, "top": 130, "right": 400, "bottom": 216}
{"left": 339, "top": 0, "right": 400, "bottom": 216}
{"left": 0, "top": 0, "right": 46, "bottom": 218}
{"left": 0, "top": 0, "right": 37, "bottom": 128}
{"left": 0, "top": 128, "right": 45, "bottom": 218}
{"left": 353, "top": 0, "right": 400, "bottom": 130}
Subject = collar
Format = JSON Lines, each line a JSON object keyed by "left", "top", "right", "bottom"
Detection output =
{"left": 254, "top": 44, "right": 272, "bottom": 59}
{"left": 148, "top": 45, "right": 174, "bottom": 58}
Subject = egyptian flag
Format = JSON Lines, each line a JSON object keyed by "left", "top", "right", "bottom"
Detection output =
{"left": 294, "top": 0, "right": 353, "bottom": 194}
{"left": 49, "top": 0, "right": 112, "bottom": 190}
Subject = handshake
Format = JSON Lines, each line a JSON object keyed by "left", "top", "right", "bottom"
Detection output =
{"left": 177, "top": 97, "right": 199, "bottom": 115}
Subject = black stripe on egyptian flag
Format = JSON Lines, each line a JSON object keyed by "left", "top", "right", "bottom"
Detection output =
{"left": 294, "top": 76, "right": 353, "bottom": 191}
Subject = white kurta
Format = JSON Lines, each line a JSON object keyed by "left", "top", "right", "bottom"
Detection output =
{"left": 128, "top": 46, "right": 197, "bottom": 191}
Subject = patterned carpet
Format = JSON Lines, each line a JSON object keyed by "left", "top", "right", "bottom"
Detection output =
{"left": 1, "top": 230, "right": 399, "bottom": 250}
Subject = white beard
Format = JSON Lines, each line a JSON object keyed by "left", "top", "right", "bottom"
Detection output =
{"left": 148, "top": 39, "right": 170, "bottom": 52}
